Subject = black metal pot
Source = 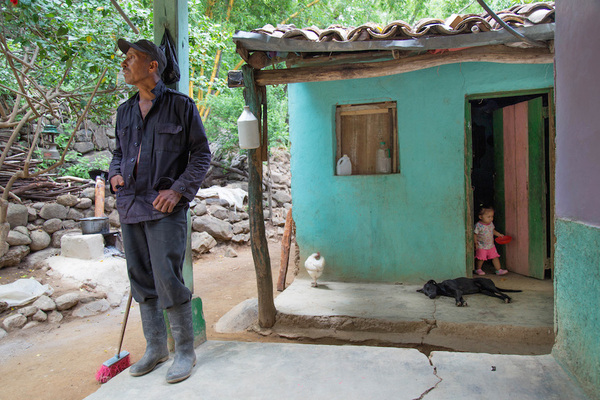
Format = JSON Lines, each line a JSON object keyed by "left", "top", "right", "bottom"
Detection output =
{"left": 80, "top": 216, "right": 109, "bottom": 235}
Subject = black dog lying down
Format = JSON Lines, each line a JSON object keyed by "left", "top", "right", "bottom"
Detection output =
{"left": 417, "top": 277, "right": 522, "bottom": 306}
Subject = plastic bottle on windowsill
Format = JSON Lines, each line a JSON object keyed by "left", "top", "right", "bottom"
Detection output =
{"left": 376, "top": 141, "right": 391, "bottom": 174}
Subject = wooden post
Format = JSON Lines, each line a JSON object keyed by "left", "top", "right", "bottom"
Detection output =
{"left": 277, "top": 207, "right": 294, "bottom": 291}
{"left": 242, "top": 65, "right": 277, "bottom": 328}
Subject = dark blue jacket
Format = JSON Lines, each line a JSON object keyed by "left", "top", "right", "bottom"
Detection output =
{"left": 108, "top": 80, "right": 211, "bottom": 224}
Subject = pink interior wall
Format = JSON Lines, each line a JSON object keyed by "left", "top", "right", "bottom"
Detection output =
{"left": 555, "top": 1, "right": 600, "bottom": 225}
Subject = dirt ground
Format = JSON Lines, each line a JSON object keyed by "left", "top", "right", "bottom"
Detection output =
{"left": 0, "top": 242, "right": 296, "bottom": 400}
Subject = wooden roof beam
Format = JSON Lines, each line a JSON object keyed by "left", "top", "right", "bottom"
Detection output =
{"left": 236, "top": 45, "right": 554, "bottom": 86}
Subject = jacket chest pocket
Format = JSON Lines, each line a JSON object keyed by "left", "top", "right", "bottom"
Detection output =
{"left": 155, "top": 123, "right": 184, "bottom": 152}
{"left": 117, "top": 127, "right": 129, "bottom": 146}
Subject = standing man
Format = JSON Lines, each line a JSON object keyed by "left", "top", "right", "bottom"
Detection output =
{"left": 109, "top": 38, "right": 211, "bottom": 384}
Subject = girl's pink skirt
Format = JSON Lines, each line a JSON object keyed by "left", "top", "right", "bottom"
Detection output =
{"left": 475, "top": 246, "right": 500, "bottom": 260}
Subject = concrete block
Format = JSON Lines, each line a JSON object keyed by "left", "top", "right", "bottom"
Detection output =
{"left": 61, "top": 234, "right": 104, "bottom": 259}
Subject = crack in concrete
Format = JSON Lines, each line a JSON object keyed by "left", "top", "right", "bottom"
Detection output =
{"left": 413, "top": 359, "right": 443, "bottom": 400}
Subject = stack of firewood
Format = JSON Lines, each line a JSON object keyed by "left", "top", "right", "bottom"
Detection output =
{"left": 1, "top": 142, "right": 91, "bottom": 202}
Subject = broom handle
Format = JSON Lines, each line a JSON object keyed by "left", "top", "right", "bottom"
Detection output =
{"left": 117, "top": 291, "right": 133, "bottom": 357}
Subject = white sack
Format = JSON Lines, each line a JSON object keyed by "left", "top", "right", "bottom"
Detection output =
{"left": 0, "top": 278, "right": 51, "bottom": 307}
{"left": 196, "top": 185, "right": 247, "bottom": 210}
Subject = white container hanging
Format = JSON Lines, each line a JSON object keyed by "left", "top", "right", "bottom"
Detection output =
{"left": 237, "top": 106, "right": 260, "bottom": 149}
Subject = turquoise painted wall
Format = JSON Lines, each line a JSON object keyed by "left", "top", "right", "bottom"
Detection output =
{"left": 289, "top": 62, "right": 553, "bottom": 283}
{"left": 553, "top": 219, "right": 600, "bottom": 396}
{"left": 553, "top": 2, "right": 600, "bottom": 397}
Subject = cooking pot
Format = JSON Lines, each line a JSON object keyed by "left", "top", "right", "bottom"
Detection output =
{"left": 80, "top": 216, "right": 109, "bottom": 235}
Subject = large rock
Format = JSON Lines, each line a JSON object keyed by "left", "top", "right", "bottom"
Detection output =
{"left": 215, "top": 298, "right": 258, "bottom": 333}
{"left": 104, "top": 196, "right": 116, "bottom": 212}
{"left": 2, "top": 314, "right": 27, "bottom": 331}
{"left": 55, "top": 292, "right": 80, "bottom": 311}
{"left": 62, "top": 220, "right": 78, "bottom": 230}
{"left": 20, "top": 306, "right": 38, "bottom": 317}
{"left": 47, "top": 311, "right": 63, "bottom": 323}
{"left": 72, "top": 299, "right": 110, "bottom": 318}
{"left": 29, "top": 230, "right": 51, "bottom": 251}
{"left": 32, "top": 310, "right": 47, "bottom": 322}
{"left": 81, "top": 187, "right": 96, "bottom": 200}
{"left": 7, "top": 230, "right": 31, "bottom": 246}
{"left": 108, "top": 209, "right": 120, "bottom": 228}
{"left": 67, "top": 208, "right": 84, "bottom": 221}
{"left": 233, "top": 220, "right": 250, "bottom": 234}
{"left": 231, "top": 233, "right": 250, "bottom": 244}
{"left": 224, "top": 247, "right": 238, "bottom": 258}
{"left": 6, "top": 203, "right": 28, "bottom": 228}
{"left": 74, "top": 141, "right": 95, "bottom": 154}
{"left": 75, "top": 129, "right": 93, "bottom": 142}
{"left": 208, "top": 205, "right": 229, "bottom": 220}
{"left": 93, "top": 126, "right": 110, "bottom": 150}
{"left": 0, "top": 245, "right": 30, "bottom": 268}
{"left": 32, "top": 295, "right": 56, "bottom": 311}
{"left": 27, "top": 207, "right": 37, "bottom": 222}
{"left": 191, "top": 231, "right": 217, "bottom": 254}
{"left": 43, "top": 218, "right": 63, "bottom": 234}
{"left": 20, "top": 247, "right": 59, "bottom": 269}
{"left": 57, "top": 194, "right": 79, "bottom": 207}
{"left": 272, "top": 190, "right": 292, "bottom": 205}
{"left": 192, "top": 215, "right": 233, "bottom": 241}
{"left": 39, "top": 203, "right": 68, "bottom": 220}
{"left": 193, "top": 202, "right": 207, "bottom": 216}
{"left": 75, "top": 198, "right": 93, "bottom": 209}
{"left": 228, "top": 211, "right": 244, "bottom": 223}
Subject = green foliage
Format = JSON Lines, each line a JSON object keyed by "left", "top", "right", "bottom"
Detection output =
{"left": 0, "top": 0, "right": 153, "bottom": 122}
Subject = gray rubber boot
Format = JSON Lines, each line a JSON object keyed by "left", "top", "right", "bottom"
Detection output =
{"left": 129, "top": 299, "right": 170, "bottom": 377}
{"left": 165, "top": 301, "right": 197, "bottom": 384}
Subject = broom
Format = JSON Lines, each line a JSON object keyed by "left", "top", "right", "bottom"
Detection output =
{"left": 95, "top": 291, "right": 133, "bottom": 383}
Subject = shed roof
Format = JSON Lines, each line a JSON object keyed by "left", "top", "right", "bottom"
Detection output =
{"left": 229, "top": 2, "right": 555, "bottom": 86}
{"left": 233, "top": 3, "right": 554, "bottom": 59}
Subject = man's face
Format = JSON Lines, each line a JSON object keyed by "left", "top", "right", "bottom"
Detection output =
{"left": 121, "top": 48, "right": 153, "bottom": 86}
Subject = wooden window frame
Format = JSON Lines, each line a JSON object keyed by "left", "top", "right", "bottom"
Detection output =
{"left": 335, "top": 101, "right": 399, "bottom": 175}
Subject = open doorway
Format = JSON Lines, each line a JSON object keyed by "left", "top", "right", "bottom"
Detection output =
{"left": 468, "top": 91, "right": 554, "bottom": 279}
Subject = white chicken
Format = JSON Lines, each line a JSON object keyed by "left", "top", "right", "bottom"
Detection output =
{"left": 304, "top": 252, "right": 325, "bottom": 287}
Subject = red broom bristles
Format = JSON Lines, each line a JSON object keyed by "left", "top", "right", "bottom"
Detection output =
{"left": 95, "top": 353, "right": 131, "bottom": 383}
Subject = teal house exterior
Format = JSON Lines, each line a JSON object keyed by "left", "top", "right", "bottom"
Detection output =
{"left": 233, "top": 4, "right": 556, "bottom": 284}
{"left": 288, "top": 61, "right": 554, "bottom": 283}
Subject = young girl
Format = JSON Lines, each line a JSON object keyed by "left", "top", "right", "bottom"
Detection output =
{"left": 474, "top": 206, "right": 508, "bottom": 276}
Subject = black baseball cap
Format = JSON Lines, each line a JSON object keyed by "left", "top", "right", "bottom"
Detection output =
{"left": 117, "top": 38, "right": 166, "bottom": 75}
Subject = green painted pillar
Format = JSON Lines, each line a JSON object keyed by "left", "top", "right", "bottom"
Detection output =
{"left": 153, "top": 0, "right": 189, "bottom": 95}
{"left": 154, "top": 1, "right": 205, "bottom": 348}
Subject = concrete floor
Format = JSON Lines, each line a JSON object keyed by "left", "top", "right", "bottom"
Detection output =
{"left": 85, "top": 274, "right": 592, "bottom": 399}
{"left": 86, "top": 341, "right": 588, "bottom": 400}
{"left": 273, "top": 274, "right": 555, "bottom": 355}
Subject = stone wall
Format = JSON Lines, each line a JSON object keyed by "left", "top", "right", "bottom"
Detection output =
{"left": 1, "top": 145, "right": 293, "bottom": 267}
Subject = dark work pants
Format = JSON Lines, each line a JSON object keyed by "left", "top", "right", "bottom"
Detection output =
{"left": 121, "top": 208, "right": 191, "bottom": 310}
